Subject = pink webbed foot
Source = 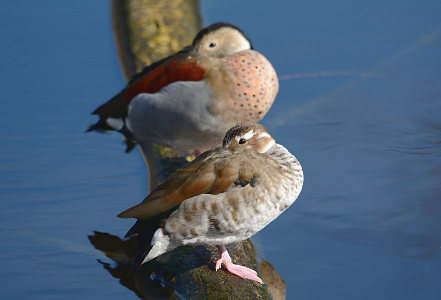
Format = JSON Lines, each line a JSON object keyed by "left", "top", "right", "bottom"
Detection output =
{"left": 215, "top": 245, "right": 263, "bottom": 284}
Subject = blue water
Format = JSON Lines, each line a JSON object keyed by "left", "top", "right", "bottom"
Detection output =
{"left": 1, "top": 1, "right": 440, "bottom": 299}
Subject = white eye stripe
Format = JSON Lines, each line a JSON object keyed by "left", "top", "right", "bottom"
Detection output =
{"left": 258, "top": 139, "right": 275, "bottom": 153}
{"left": 235, "top": 130, "right": 255, "bottom": 142}
{"left": 240, "top": 130, "right": 255, "bottom": 140}
{"left": 257, "top": 132, "right": 271, "bottom": 139}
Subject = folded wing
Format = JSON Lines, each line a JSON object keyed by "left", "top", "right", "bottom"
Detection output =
{"left": 117, "top": 151, "right": 256, "bottom": 219}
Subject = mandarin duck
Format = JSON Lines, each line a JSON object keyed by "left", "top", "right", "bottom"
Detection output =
{"left": 89, "top": 23, "right": 278, "bottom": 153}
{"left": 118, "top": 123, "right": 303, "bottom": 283}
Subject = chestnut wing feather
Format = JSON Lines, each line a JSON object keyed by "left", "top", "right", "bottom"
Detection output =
{"left": 117, "top": 151, "right": 255, "bottom": 219}
{"left": 92, "top": 50, "right": 205, "bottom": 118}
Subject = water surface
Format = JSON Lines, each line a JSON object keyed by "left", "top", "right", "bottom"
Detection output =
{"left": 1, "top": 0, "right": 440, "bottom": 299}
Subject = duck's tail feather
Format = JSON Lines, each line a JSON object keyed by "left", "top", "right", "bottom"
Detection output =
{"left": 142, "top": 228, "right": 178, "bottom": 263}
{"left": 87, "top": 116, "right": 136, "bottom": 153}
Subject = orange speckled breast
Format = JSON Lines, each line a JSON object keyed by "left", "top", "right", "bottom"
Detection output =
{"left": 206, "top": 50, "right": 279, "bottom": 124}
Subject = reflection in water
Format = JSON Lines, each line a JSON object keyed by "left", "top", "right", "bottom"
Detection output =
{"left": 89, "top": 231, "right": 285, "bottom": 299}
{"left": 88, "top": 232, "right": 180, "bottom": 299}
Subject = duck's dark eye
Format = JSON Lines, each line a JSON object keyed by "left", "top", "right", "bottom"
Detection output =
{"left": 239, "top": 138, "right": 246, "bottom": 144}
{"left": 209, "top": 42, "right": 216, "bottom": 48}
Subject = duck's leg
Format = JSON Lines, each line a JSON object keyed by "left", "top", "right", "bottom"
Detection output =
{"left": 215, "top": 245, "right": 263, "bottom": 284}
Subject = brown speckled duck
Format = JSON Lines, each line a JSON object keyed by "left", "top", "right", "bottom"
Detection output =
{"left": 118, "top": 123, "right": 303, "bottom": 283}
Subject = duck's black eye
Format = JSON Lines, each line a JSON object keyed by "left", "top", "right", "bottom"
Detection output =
{"left": 209, "top": 42, "right": 216, "bottom": 48}
{"left": 239, "top": 138, "right": 246, "bottom": 144}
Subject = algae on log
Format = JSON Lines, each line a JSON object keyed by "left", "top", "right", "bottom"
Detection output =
{"left": 107, "top": 0, "right": 281, "bottom": 298}
{"left": 112, "top": 0, "right": 202, "bottom": 186}
{"left": 112, "top": 0, "right": 202, "bottom": 82}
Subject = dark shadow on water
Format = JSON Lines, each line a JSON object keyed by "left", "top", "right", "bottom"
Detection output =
{"left": 88, "top": 229, "right": 285, "bottom": 299}
{"left": 88, "top": 231, "right": 214, "bottom": 299}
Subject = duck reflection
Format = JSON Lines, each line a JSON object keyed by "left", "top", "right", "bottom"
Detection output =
{"left": 88, "top": 228, "right": 286, "bottom": 299}
{"left": 88, "top": 230, "right": 197, "bottom": 300}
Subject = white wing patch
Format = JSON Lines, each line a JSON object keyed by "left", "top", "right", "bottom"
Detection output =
{"left": 257, "top": 132, "right": 271, "bottom": 139}
{"left": 106, "top": 118, "right": 124, "bottom": 131}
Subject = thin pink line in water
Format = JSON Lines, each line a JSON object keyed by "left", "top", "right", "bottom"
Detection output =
{"left": 279, "top": 71, "right": 382, "bottom": 80}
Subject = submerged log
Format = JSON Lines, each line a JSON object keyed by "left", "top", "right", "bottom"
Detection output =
{"left": 98, "top": 0, "right": 285, "bottom": 298}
